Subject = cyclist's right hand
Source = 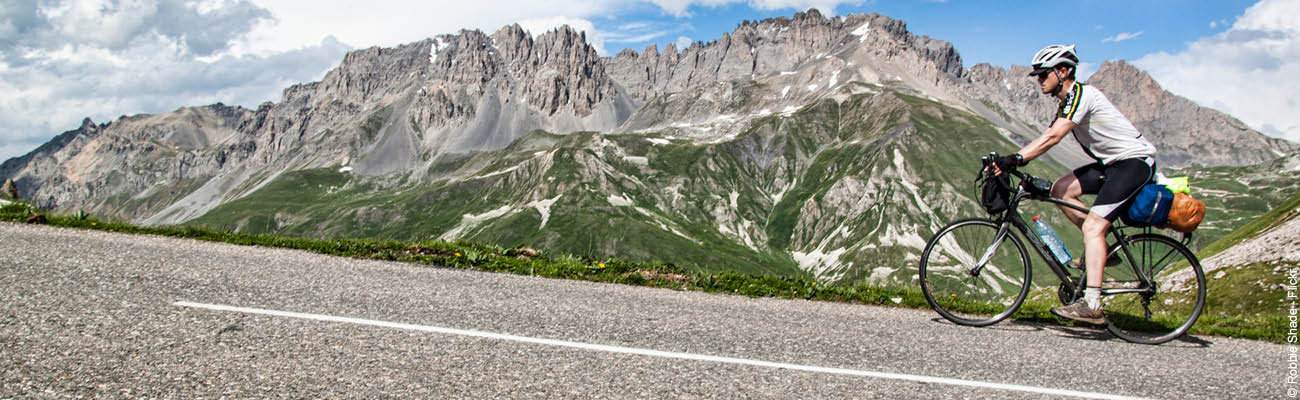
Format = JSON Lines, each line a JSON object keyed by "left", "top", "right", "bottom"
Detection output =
{"left": 991, "top": 153, "right": 1023, "bottom": 176}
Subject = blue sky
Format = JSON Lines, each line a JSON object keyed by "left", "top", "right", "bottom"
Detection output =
{"left": 1, "top": 0, "right": 1295, "bottom": 162}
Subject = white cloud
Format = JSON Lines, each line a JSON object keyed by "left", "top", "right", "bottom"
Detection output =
{"left": 0, "top": 34, "right": 351, "bottom": 159}
{"left": 1102, "top": 31, "right": 1143, "bottom": 43}
{"left": 1134, "top": 0, "right": 1300, "bottom": 143}
{"left": 0, "top": 0, "right": 349, "bottom": 162}
{"left": 1, "top": 0, "right": 273, "bottom": 58}
{"left": 650, "top": 0, "right": 734, "bottom": 17}
{"left": 676, "top": 36, "right": 694, "bottom": 49}
{"left": 608, "top": 30, "right": 673, "bottom": 44}
{"left": 1076, "top": 61, "right": 1098, "bottom": 81}
{"left": 606, "top": 20, "right": 693, "bottom": 52}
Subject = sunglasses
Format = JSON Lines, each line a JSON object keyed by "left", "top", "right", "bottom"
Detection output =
{"left": 1034, "top": 71, "right": 1052, "bottom": 80}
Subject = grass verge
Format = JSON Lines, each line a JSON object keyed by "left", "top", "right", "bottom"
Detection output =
{"left": 0, "top": 200, "right": 1283, "bottom": 344}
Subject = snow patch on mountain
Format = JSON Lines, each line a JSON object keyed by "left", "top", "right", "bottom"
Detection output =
{"left": 528, "top": 195, "right": 561, "bottom": 230}
{"left": 607, "top": 193, "right": 634, "bottom": 207}
{"left": 441, "top": 205, "right": 515, "bottom": 240}
{"left": 851, "top": 22, "right": 871, "bottom": 42}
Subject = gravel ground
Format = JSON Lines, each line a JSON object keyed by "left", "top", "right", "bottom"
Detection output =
{"left": 0, "top": 222, "right": 1288, "bottom": 399}
{"left": 1202, "top": 209, "right": 1300, "bottom": 271}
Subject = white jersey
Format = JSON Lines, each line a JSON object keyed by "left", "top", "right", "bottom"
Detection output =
{"left": 1058, "top": 82, "right": 1156, "bottom": 165}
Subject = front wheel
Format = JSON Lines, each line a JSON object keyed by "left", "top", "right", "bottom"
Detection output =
{"left": 1103, "top": 234, "right": 1206, "bottom": 344}
{"left": 920, "top": 218, "right": 1032, "bottom": 326}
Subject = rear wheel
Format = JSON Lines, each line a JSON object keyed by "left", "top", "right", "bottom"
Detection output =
{"left": 920, "top": 219, "right": 1032, "bottom": 326}
{"left": 1103, "top": 234, "right": 1206, "bottom": 344}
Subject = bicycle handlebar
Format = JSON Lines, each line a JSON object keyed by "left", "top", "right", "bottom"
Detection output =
{"left": 979, "top": 152, "right": 1050, "bottom": 196}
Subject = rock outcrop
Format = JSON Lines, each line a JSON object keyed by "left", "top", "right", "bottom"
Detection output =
{"left": 2, "top": 178, "right": 17, "bottom": 200}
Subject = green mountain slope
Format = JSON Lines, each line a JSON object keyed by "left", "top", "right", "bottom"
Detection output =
{"left": 184, "top": 82, "right": 1296, "bottom": 285}
{"left": 187, "top": 84, "right": 1056, "bottom": 281}
{"left": 1172, "top": 153, "right": 1300, "bottom": 248}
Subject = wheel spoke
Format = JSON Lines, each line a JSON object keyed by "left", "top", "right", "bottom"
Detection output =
{"left": 920, "top": 219, "right": 1031, "bottom": 327}
{"left": 1105, "top": 234, "right": 1205, "bottom": 344}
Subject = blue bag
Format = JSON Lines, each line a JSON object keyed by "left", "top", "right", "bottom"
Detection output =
{"left": 1122, "top": 184, "right": 1174, "bottom": 227}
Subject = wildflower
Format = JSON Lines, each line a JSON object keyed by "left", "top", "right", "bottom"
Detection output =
{"left": 599, "top": 263, "right": 606, "bottom": 269}
{"left": 455, "top": 252, "right": 462, "bottom": 257}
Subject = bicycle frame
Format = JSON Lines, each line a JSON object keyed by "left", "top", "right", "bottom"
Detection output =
{"left": 977, "top": 174, "right": 1159, "bottom": 300}
{"left": 925, "top": 155, "right": 1207, "bottom": 343}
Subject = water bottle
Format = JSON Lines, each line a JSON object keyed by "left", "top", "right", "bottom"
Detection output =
{"left": 1032, "top": 216, "right": 1072, "bottom": 265}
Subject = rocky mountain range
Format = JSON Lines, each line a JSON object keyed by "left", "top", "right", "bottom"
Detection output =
{"left": 3, "top": 10, "right": 1296, "bottom": 282}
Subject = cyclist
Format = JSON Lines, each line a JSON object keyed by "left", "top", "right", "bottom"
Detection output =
{"left": 992, "top": 44, "right": 1157, "bottom": 325}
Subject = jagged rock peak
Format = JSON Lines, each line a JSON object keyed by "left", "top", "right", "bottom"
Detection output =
{"left": 602, "top": 11, "right": 965, "bottom": 103}
{"left": 609, "top": 12, "right": 962, "bottom": 76}
{"left": 311, "top": 38, "right": 434, "bottom": 106}
{"left": 490, "top": 24, "right": 532, "bottom": 61}
{"left": 1094, "top": 60, "right": 1150, "bottom": 82}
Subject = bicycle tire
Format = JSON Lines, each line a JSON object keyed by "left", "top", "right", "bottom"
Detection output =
{"left": 1103, "top": 234, "right": 1206, "bottom": 344}
{"left": 920, "top": 218, "right": 1032, "bottom": 327}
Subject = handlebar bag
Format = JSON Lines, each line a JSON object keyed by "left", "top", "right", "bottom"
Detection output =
{"left": 980, "top": 176, "right": 1010, "bottom": 214}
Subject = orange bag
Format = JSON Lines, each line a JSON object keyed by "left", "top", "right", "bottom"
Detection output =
{"left": 1164, "top": 192, "right": 1206, "bottom": 233}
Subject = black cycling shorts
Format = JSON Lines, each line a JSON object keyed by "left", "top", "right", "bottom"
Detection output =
{"left": 1072, "top": 157, "right": 1156, "bottom": 221}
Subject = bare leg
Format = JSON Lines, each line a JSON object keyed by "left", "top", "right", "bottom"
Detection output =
{"left": 1049, "top": 213, "right": 1111, "bottom": 323}
{"left": 1081, "top": 214, "right": 1110, "bottom": 288}
{"left": 1052, "top": 173, "right": 1088, "bottom": 228}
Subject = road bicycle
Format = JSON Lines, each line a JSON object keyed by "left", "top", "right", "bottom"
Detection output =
{"left": 918, "top": 153, "right": 1206, "bottom": 344}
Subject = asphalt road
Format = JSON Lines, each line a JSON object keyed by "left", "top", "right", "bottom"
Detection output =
{"left": 0, "top": 222, "right": 1287, "bottom": 398}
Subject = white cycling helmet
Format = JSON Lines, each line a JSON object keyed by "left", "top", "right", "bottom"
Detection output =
{"left": 1029, "top": 44, "right": 1079, "bottom": 76}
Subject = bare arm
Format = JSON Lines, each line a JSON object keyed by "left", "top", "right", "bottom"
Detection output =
{"left": 1017, "top": 117, "right": 1077, "bottom": 161}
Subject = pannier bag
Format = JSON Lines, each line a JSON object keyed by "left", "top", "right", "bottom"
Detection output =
{"left": 1165, "top": 192, "right": 1206, "bottom": 233}
{"left": 1122, "top": 184, "right": 1173, "bottom": 227}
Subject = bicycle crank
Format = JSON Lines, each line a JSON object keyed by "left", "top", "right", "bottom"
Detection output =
{"left": 1057, "top": 283, "right": 1080, "bottom": 305}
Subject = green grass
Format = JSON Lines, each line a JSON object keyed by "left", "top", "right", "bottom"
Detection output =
{"left": 0, "top": 199, "right": 1286, "bottom": 343}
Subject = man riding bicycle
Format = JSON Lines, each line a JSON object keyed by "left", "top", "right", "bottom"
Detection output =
{"left": 993, "top": 44, "right": 1157, "bottom": 325}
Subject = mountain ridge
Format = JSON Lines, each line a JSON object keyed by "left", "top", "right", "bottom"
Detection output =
{"left": 2, "top": 11, "right": 1296, "bottom": 282}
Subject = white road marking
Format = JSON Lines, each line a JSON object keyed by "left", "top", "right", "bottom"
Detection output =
{"left": 174, "top": 301, "right": 1147, "bottom": 400}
